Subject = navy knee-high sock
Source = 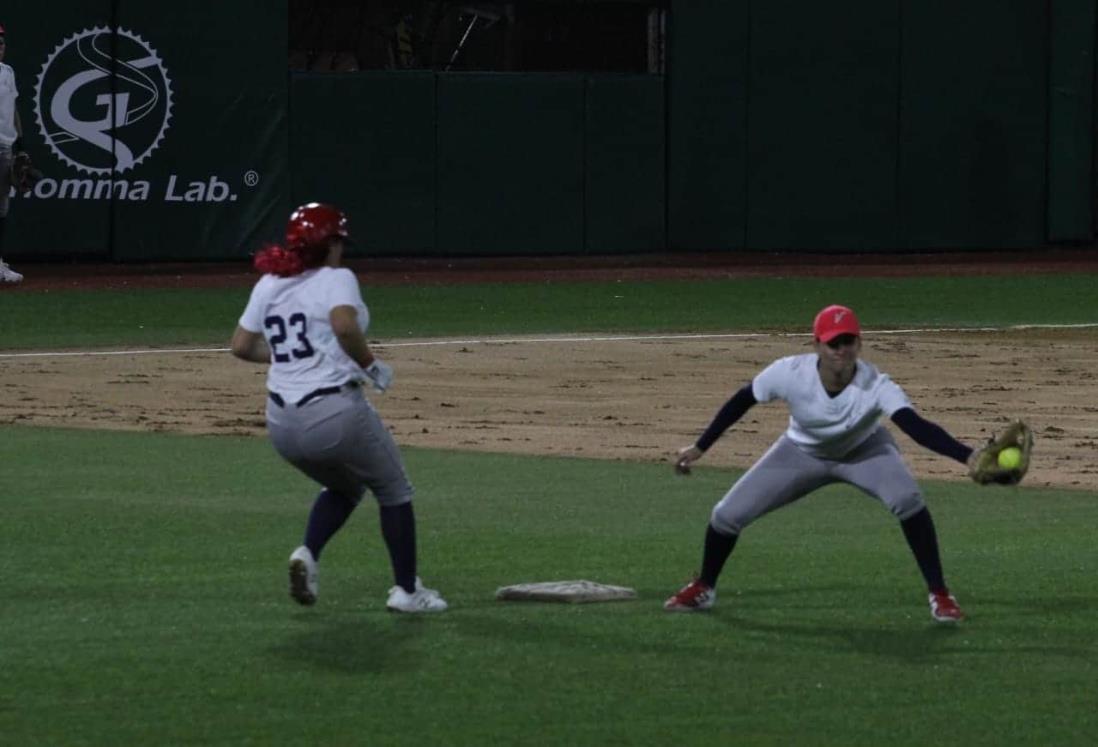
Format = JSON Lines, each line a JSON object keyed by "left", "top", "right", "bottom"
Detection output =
{"left": 303, "top": 489, "right": 356, "bottom": 560}
{"left": 379, "top": 502, "right": 417, "bottom": 593}
{"left": 700, "top": 524, "right": 739, "bottom": 589}
{"left": 900, "top": 507, "right": 947, "bottom": 593}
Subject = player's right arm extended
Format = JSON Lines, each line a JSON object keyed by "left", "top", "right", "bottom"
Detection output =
{"left": 675, "top": 383, "right": 758, "bottom": 474}
{"left": 696, "top": 383, "right": 758, "bottom": 452}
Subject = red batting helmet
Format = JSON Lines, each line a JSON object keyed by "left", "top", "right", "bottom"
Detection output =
{"left": 285, "top": 202, "right": 348, "bottom": 250}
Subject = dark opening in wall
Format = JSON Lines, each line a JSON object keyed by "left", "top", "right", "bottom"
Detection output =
{"left": 289, "top": 1, "right": 666, "bottom": 73}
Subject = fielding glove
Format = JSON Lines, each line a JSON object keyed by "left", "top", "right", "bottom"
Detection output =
{"left": 968, "top": 420, "right": 1033, "bottom": 485}
{"left": 10, "top": 151, "right": 42, "bottom": 194}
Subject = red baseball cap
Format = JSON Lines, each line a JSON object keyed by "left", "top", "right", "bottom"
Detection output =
{"left": 813, "top": 304, "right": 861, "bottom": 342}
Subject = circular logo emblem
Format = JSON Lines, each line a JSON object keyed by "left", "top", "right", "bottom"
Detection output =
{"left": 35, "top": 27, "right": 173, "bottom": 175}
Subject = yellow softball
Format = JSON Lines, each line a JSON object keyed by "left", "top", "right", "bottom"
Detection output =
{"left": 998, "top": 447, "right": 1022, "bottom": 470}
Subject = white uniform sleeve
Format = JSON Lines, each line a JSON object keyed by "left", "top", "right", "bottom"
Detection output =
{"left": 324, "top": 268, "right": 365, "bottom": 311}
{"left": 876, "top": 375, "right": 912, "bottom": 416}
{"left": 751, "top": 357, "right": 790, "bottom": 403}
{"left": 237, "top": 278, "right": 268, "bottom": 332}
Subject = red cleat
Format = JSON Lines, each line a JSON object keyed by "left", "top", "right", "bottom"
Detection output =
{"left": 928, "top": 591, "right": 965, "bottom": 622}
{"left": 664, "top": 578, "right": 716, "bottom": 612}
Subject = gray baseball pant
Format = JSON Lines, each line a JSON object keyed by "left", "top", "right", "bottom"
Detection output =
{"left": 710, "top": 426, "right": 925, "bottom": 535}
{"left": 265, "top": 385, "right": 414, "bottom": 506}
{"left": 0, "top": 146, "right": 11, "bottom": 217}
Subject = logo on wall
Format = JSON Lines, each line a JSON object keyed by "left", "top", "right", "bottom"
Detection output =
{"left": 34, "top": 27, "right": 173, "bottom": 175}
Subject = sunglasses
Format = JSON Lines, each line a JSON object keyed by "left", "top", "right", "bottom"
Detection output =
{"left": 824, "top": 334, "right": 859, "bottom": 349}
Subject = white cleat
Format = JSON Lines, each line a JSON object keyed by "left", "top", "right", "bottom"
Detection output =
{"left": 288, "top": 546, "right": 318, "bottom": 606}
{"left": 0, "top": 259, "right": 23, "bottom": 284}
{"left": 386, "top": 577, "right": 448, "bottom": 613}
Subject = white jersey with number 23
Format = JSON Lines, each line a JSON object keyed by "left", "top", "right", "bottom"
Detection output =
{"left": 238, "top": 267, "right": 369, "bottom": 402}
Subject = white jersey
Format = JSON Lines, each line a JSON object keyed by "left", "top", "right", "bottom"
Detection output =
{"left": 0, "top": 64, "right": 17, "bottom": 146}
{"left": 752, "top": 353, "right": 911, "bottom": 458}
{"left": 239, "top": 267, "right": 369, "bottom": 403}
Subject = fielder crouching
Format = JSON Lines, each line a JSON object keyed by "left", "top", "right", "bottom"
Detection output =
{"left": 667, "top": 304, "right": 978, "bottom": 622}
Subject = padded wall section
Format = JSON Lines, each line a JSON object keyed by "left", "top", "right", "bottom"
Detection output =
{"left": 584, "top": 75, "right": 665, "bottom": 253}
{"left": 1048, "top": 0, "right": 1095, "bottom": 242}
{"left": 667, "top": 0, "right": 748, "bottom": 251}
{"left": 747, "top": 0, "right": 900, "bottom": 250}
{"left": 436, "top": 74, "right": 584, "bottom": 254}
{"left": 290, "top": 72, "right": 436, "bottom": 255}
{"left": 900, "top": 2, "right": 1048, "bottom": 248}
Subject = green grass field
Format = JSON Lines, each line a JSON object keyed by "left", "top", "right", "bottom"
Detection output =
{"left": 2, "top": 273, "right": 1096, "bottom": 745}
{"left": 3, "top": 273, "right": 1098, "bottom": 349}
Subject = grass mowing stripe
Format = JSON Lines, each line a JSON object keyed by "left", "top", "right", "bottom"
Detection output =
{"left": 2, "top": 426, "right": 1096, "bottom": 745}
{"left": 2, "top": 274, "right": 1097, "bottom": 350}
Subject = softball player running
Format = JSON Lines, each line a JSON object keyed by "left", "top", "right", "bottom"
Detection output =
{"left": 231, "top": 202, "right": 447, "bottom": 614}
{"left": 666, "top": 304, "right": 974, "bottom": 622}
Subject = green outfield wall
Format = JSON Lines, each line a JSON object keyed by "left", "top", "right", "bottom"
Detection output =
{"left": 3, "top": 1, "right": 288, "bottom": 261}
{"left": 666, "top": 0, "right": 748, "bottom": 252}
{"left": 3, "top": 1, "right": 1095, "bottom": 260}
{"left": 746, "top": 0, "right": 901, "bottom": 250}
{"left": 1049, "top": 0, "right": 1096, "bottom": 242}
{"left": 899, "top": 1, "right": 1048, "bottom": 249}
{"left": 289, "top": 72, "right": 437, "bottom": 256}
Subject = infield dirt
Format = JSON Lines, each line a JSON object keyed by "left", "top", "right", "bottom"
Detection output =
{"left": 3, "top": 328, "right": 1095, "bottom": 491}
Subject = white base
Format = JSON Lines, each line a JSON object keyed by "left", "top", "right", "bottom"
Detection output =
{"left": 495, "top": 580, "right": 638, "bottom": 604}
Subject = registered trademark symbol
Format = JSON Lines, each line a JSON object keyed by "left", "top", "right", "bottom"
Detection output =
{"left": 243, "top": 171, "right": 260, "bottom": 187}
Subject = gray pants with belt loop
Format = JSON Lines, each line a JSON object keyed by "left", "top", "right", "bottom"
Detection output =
{"left": 265, "top": 385, "right": 414, "bottom": 506}
{"left": 0, "top": 146, "right": 12, "bottom": 217}
{"left": 709, "top": 426, "right": 926, "bottom": 536}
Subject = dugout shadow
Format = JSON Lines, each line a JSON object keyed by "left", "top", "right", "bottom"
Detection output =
{"left": 268, "top": 616, "right": 424, "bottom": 674}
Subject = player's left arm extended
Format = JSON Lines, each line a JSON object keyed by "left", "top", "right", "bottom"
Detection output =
{"left": 230, "top": 325, "right": 271, "bottom": 363}
{"left": 890, "top": 407, "right": 973, "bottom": 464}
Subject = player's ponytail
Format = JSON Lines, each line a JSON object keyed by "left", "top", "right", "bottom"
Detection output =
{"left": 253, "top": 243, "right": 305, "bottom": 277}
{"left": 253, "top": 242, "right": 330, "bottom": 277}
